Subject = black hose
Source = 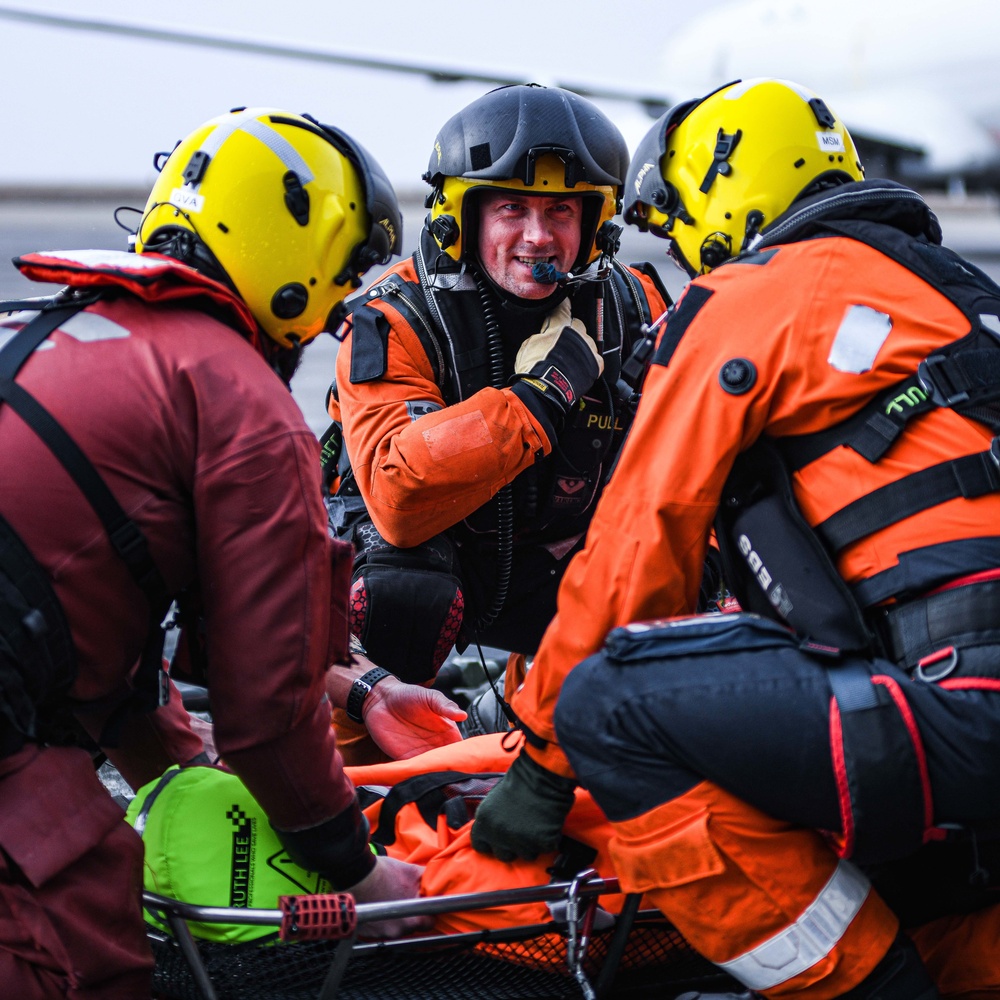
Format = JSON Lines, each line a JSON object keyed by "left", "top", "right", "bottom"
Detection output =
{"left": 469, "top": 270, "right": 514, "bottom": 633}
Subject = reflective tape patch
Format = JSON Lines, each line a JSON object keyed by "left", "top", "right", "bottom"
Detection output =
{"left": 828, "top": 304, "right": 892, "bottom": 373}
{"left": 0, "top": 310, "right": 129, "bottom": 347}
{"left": 421, "top": 410, "right": 492, "bottom": 460}
{"left": 980, "top": 313, "right": 1000, "bottom": 336}
{"left": 196, "top": 111, "right": 314, "bottom": 186}
{"left": 719, "top": 860, "right": 870, "bottom": 991}
{"left": 60, "top": 312, "right": 130, "bottom": 343}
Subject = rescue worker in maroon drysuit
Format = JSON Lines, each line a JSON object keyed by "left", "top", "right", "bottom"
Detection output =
{"left": 0, "top": 108, "right": 438, "bottom": 999}
{"left": 326, "top": 85, "right": 670, "bottom": 718}
{"left": 471, "top": 79, "right": 1000, "bottom": 999}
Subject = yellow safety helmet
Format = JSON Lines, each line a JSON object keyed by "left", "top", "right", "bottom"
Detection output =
{"left": 624, "top": 79, "right": 864, "bottom": 275}
{"left": 423, "top": 85, "right": 629, "bottom": 270}
{"left": 136, "top": 108, "right": 401, "bottom": 347}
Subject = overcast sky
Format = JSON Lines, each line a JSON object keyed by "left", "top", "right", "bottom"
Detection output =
{"left": 0, "top": 0, "right": 732, "bottom": 194}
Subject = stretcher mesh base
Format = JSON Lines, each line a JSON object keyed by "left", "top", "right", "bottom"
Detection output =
{"left": 150, "top": 915, "right": 738, "bottom": 999}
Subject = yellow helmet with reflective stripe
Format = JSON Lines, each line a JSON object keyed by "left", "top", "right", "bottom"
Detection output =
{"left": 624, "top": 79, "right": 864, "bottom": 275}
{"left": 136, "top": 108, "right": 401, "bottom": 347}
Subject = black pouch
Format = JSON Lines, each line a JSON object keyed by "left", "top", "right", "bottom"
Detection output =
{"left": 604, "top": 612, "right": 927, "bottom": 866}
{"left": 715, "top": 437, "right": 873, "bottom": 652}
{"left": 0, "top": 513, "right": 77, "bottom": 744}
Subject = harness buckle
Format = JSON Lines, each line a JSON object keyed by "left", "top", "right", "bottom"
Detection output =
{"left": 917, "top": 354, "right": 970, "bottom": 407}
{"left": 915, "top": 645, "right": 959, "bottom": 683}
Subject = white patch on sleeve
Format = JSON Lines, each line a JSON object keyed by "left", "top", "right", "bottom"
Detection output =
{"left": 827, "top": 304, "right": 892, "bottom": 373}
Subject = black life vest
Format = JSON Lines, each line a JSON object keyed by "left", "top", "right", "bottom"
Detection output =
{"left": 349, "top": 229, "right": 662, "bottom": 539}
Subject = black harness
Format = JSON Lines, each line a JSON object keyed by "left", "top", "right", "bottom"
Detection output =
{"left": 346, "top": 233, "right": 661, "bottom": 535}
{"left": 0, "top": 291, "right": 173, "bottom": 746}
{"left": 718, "top": 218, "right": 1000, "bottom": 658}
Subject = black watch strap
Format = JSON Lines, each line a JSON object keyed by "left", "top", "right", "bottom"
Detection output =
{"left": 345, "top": 667, "right": 392, "bottom": 723}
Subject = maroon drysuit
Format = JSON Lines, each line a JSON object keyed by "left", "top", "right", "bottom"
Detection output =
{"left": 0, "top": 250, "right": 363, "bottom": 997}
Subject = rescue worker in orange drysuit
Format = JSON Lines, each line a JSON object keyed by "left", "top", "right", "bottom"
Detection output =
{"left": 0, "top": 109, "right": 439, "bottom": 999}
{"left": 471, "top": 79, "right": 1000, "bottom": 999}
{"left": 326, "top": 85, "right": 670, "bottom": 707}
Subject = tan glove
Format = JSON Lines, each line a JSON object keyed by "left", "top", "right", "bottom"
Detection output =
{"left": 514, "top": 297, "right": 603, "bottom": 377}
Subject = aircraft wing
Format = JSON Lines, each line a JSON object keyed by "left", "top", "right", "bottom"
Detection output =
{"left": 0, "top": 4, "right": 932, "bottom": 182}
{"left": 0, "top": 6, "right": 672, "bottom": 117}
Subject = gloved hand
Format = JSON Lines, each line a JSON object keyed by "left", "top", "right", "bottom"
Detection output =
{"left": 512, "top": 297, "right": 604, "bottom": 420}
{"left": 347, "top": 855, "right": 434, "bottom": 939}
{"left": 470, "top": 749, "right": 577, "bottom": 862}
{"left": 363, "top": 675, "right": 467, "bottom": 759}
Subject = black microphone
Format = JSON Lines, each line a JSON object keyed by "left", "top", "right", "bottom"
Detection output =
{"left": 531, "top": 261, "right": 568, "bottom": 284}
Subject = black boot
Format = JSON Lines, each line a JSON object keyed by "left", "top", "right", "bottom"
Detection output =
{"left": 838, "top": 931, "right": 940, "bottom": 999}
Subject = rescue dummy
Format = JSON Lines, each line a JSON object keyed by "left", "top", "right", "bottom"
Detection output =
{"left": 0, "top": 107, "right": 430, "bottom": 998}
{"left": 472, "top": 79, "right": 1000, "bottom": 999}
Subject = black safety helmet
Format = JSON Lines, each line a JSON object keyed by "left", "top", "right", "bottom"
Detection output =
{"left": 423, "top": 84, "right": 629, "bottom": 271}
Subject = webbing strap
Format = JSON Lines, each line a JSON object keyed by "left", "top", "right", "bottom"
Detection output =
{"left": 0, "top": 379, "right": 165, "bottom": 596}
{"left": 777, "top": 375, "right": 933, "bottom": 471}
{"left": 826, "top": 663, "right": 927, "bottom": 865}
{"left": 0, "top": 303, "right": 81, "bottom": 379}
{"left": 0, "top": 303, "right": 172, "bottom": 727}
{"left": 826, "top": 660, "right": 879, "bottom": 712}
{"left": 817, "top": 446, "right": 1000, "bottom": 553}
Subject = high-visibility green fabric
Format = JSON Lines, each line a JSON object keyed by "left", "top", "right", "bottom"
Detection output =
{"left": 125, "top": 765, "right": 333, "bottom": 943}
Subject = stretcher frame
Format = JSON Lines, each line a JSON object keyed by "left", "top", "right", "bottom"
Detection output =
{"left": 143, "top": 871, "right": 733, "bottom": 1000}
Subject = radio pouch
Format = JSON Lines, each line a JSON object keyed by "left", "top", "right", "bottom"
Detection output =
{"left": 714, "top": 437, "right": 873, "bottom": 652}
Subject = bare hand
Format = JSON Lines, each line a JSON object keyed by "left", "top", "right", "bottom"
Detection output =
{"left": 347, "top": 855, "right": 433, "bottom": 939}
{"left": 363, "top": 676, "right": 466, "bottom": 759}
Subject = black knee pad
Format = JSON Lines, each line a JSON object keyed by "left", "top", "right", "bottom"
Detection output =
{"left": 347, "top": 527, "right": 464, "bottom": 684}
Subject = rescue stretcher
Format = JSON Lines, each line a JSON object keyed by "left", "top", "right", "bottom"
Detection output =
{"left": 144, "top": 872, "right": 739, "bottom": 999}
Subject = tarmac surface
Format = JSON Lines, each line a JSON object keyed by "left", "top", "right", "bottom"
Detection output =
{"left": 3, "top": 189, "right": 1000, "bottom": 437}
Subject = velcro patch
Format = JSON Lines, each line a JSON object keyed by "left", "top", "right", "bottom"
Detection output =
{"left": 542, "top": 366, "right": 574, "bottom": 405}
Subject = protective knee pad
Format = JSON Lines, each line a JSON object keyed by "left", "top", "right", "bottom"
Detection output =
{"left": 347, "top": 527, "right": 464, "bottom": 684}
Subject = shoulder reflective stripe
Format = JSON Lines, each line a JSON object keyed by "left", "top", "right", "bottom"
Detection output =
{"left": 652, "top": 285, "right": 714, "bottom": 368}
{"left": 828, "top": 305, "right": 892, "bottom": 374}
{"left": 60, "top": 312, "right": 130, "bottom": 343}
{"left": 718, "top": 860, "right": 871, "bottom": 992}
{"left": 1, "top": 309, "right": 128, "bottom": 355}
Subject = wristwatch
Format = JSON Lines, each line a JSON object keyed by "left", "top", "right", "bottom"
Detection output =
{"left": 345, "top": 666, "right": 392, "bottom": 723}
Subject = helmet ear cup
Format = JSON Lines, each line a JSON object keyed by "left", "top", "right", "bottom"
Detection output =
{"left": 700, "top": 233, "right": 733, "bottom": 271}
{"left": 428, "top": 213, "right": 459, "bottom": 252}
